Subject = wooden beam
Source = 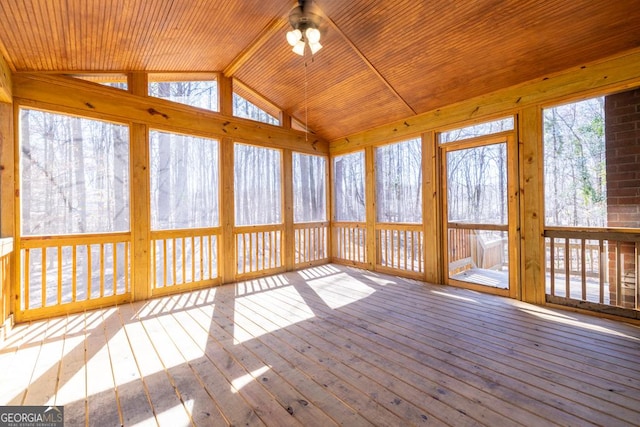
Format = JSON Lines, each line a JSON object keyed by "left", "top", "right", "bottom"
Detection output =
{"left": 224, "top": 16, "right": 288, "bottom": 78}
{"left": 330, "top": 48, "right": 640, "bottom": 154}
{"left": 322, "top": 15, "right": 416, "bottom": 117}
{"left": 0, "top": 54, "right": 12, "bottom": 103}
{"left": 13, "top": 73, "right": 328, "bottom": 155}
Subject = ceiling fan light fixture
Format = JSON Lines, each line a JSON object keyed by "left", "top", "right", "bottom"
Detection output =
{"left": 286, "top": 0, "right": 324, "bottom": 56}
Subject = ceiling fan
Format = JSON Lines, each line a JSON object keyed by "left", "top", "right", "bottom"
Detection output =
{"left": 286, "top": 0, "right": 324, "bottom": 55}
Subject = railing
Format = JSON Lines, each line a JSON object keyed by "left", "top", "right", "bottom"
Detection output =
{"left": 476, "top": 234, "right": 507, "bottom": 270}
{"left": 447, "top": 225, "right": 508, "bottom": 274}
{"left": 545, "top": 239, "right": 601, "bottom": 278}
{"left": 376, "top": 223, "right": 423, "bottom": 274}
{"left": 448, "top": 228, "right": 474, "bottom": 273}
{"left": 19, "top": 233, "right": 131, "bottom": 319}
{"left": 1, "top": 238, "right": 13, "bottom": 331}
{"left": 333, "top": 222, "right": 367, "bottom": 265}
{"left": 545, "top": 227, "right": 640, "bottom": 311}
{"left": 294, "top": 221, "right": 329, "bottom": 266}
{"left": 150, "top": 227, "right": 221, "bottom": 295}
{"left": 235, "top": 225, "right": 283, "bottom": 276}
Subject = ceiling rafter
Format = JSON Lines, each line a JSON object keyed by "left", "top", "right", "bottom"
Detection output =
{"left": 319, "top": 11, "right": 417, "bottom": 116}
{"left": 224, "top": 15, "right": 288, "bottom": 78}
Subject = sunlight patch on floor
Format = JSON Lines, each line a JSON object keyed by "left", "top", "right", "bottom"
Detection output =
{"left": 233, "top": 285, "right": 314, "bottom": 344}
{"left": 430, "top": 290, "right": 479, "bottom": 303}
{"left": 297, "top": 264, "right": 342, "bottom": 281}
{"left": 85, "top": 335, "right": 117, "bottom": 397}
{"left": 236, "top": 274, "right": 290, "bottom": 296}
{"left": 231, "top": 365, "right": 271, "bottom": 393}
{"left": 307, "top": 272, "right": 375, "bottom": 309}
{"left": 151, "top": 399, "right": 193, "bottom": 426}
{"left": 519, "top": 306, "right": 640, "bottom": 341}
{"left": 52, "top": 314, "right": 88, "bottom": 406}
{"left": 452, "top": 268, "right": 509, "bottom": 289}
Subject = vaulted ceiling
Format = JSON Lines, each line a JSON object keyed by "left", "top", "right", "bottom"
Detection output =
{"left": 0, "top": 0, "right": 639, "bottom": 141}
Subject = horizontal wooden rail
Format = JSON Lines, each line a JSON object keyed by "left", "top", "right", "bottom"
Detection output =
{"left": 376, "top": 222, "right": 423, "bottom": 231}
{"left": 234, "top": 224, "right": 285, "bottom": 234}
{"left": 150, "top": 227, "right": 222, "bottom": 239}
{"left": 545, "top": 227, "right": 640, "bottom": 241}
{"left": 150, "top": 228, "right": 221, "bottom": 295}
{"left": 448, "top": 222, "right": 508, "bottom": 231}
{"left": 20, "top": 232, "right": 131, "bottom": 248}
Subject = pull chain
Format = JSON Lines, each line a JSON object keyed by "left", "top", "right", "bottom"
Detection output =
{"left": 304, "top": 52, "right": 309, "bottom": 143}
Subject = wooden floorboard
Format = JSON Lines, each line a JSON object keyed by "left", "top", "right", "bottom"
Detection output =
{"left": 1, "top": 264, "right": 639, "bottom": 426}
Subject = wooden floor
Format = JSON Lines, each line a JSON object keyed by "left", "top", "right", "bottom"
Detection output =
{"left": 1, "top": 264, "right": 639, "bottom": 426}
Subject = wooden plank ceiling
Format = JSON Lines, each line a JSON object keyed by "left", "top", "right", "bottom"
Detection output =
{"left": 0, "top": 0, "right": 639, "bottom": 141}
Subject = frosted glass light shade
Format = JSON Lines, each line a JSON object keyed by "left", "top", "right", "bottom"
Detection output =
{"left": 286, "top": 29, "right": 302, "bottom": 46}
{"left": 309, "top": 41, "right": 322, "bottom": 55}
{"left": 292, "top": 40, "right": 306, "bottom": 56}
{"left": 305, "top": 27, "right": 321, "bottom": 44}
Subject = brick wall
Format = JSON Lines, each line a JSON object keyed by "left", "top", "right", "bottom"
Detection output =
{"left": 605, "top": 88, "right": 640, "bottom": 307}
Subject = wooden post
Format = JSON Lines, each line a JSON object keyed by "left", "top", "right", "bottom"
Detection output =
{"left": 129, "top": 72, "right": 151, "bottom": 301}
{"left": 365, "top": 146, "right": 376, "bottom": 269}
{"left": 507, "top": 133, "right": 521, "bottom": 300}
{"left": 0, "top": 101, "right": 14, "bottom": 328}
{"left": 0, "top": 54, "right": 14, "bottom": 327}
{"left": 283, "top": 149, "right": 294, "bottom": 270}
{"left": 218, "top": 75, "right": 233, "bottom": 117}
{"left": 325, "top": 153, "right": 332, "bottom": 262}
{"left": 280, "top": 111, "right": 291, "bottom": 130}
{"left": 519, "top": 106, "right": 545, "bottom": 304}
{"left": 422, "top": 131, "right": 441, "bottom": 284}
{"left": 0, "top": 102, "right": 14, "bottom": 242}
{"left": 328, "top": 153, "right": 338, "bottom": 262}
{"left": 220, "top": 137, "right": 236, "bottom": 284}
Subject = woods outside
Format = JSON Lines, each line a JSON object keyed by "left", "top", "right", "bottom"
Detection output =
{"left": 16, "top": 81, "right": 611, "bottom": 308}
